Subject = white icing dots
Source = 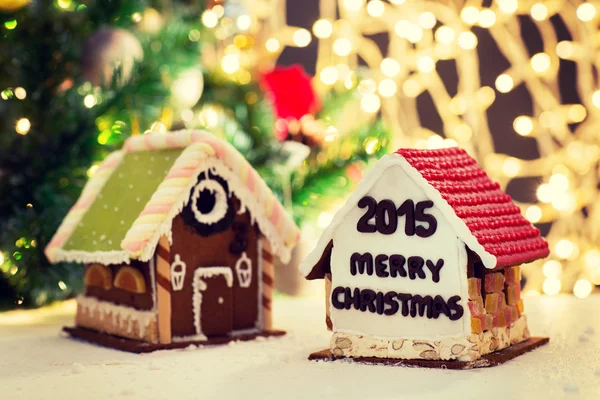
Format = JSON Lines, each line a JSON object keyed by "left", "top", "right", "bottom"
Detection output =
{"left": 99, "top": 234, "right": 106, "bottom": 241}
{"left": 128, "top": 184, "right": 134, "bottom": 189}
{"left": 120, "top": 220, "right": 125, "bottom": 225}
{"left": 92, "top": 240, "right": 98, "bottom": 245}
{"left": 218, "top": 297, "right": 224, "bottom": 304}
{"left": 118, "top": 173, "right": 125, "bottom": 178}
{"left": 108, "top": 240, "right": 113, "bottom": 245}
{"left": 92, "top": 231, "right": 96, "bottom": 236}
{"left": 133, "top": 155, "right": 139, "bottom": 161}
{"left": 103, "top": 204, "right": 108, "bottom": 210}
{"left": 136, "top": 197, "right": 141, "bottom": 202}
{"left": 165, "top": 156, "right": 170, "bottom": 161}
{"left": 114, "top": 207, "right": 119, "bottom": 212}
{"left": 147, "top": 170, "right": 152, "bottom": 176}
{"left": 150, "top": 156, "right": 155, "bottom": 161}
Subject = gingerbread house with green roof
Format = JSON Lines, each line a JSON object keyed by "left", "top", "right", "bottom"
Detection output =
{"left": 45, "top": 130, "right": 300, "bottom": 352}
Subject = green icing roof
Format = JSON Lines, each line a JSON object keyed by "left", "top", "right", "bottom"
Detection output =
{"left": 64, "top": 149, "right": 184, "bottom": 253}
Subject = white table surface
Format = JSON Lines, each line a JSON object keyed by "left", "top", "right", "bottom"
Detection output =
{"left": 1, "top": 293, "right": 600, "bottom": 400}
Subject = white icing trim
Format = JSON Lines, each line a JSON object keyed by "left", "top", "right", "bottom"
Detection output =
{"left": 235, "top": 252, "right": 252, "bottom": 289}
{"left": 195, "top": 266, "right": 234, "bottom": 287}
{"left": 170, "top": 254, "right": 186, "bottom": 291}
{"left": 77, "top": 295, "right": 156, "bottom": 338}
{"left": 232, "top": 327, "right": 260, "bottom": 336}
{"left": 192, "top": 267, "right": 233, "bottom": 337}
{"left": 299, "top": 154, "right": 497, "bottom": 278}
{"left": 50, "top": 249, "right": 129, "bottom": 266}
{"left": 190, "top": 178, "right": 228, "bottom": 225}
{"left": 172, "top": 334, "right": 207, "bottom": 342}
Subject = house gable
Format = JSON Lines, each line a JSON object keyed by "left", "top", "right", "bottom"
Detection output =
{"left": 300, "top": 153, "right": 510, "bottom": 279}
{"left": 326, "top": 162, "right": 471, "bottom": 339}
{"left": 46, "top": 130, "right": 300, "bottom": 265}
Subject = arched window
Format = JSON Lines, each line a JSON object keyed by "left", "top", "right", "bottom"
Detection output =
{"left": 84, "top": 264, "right": 113, "bottom": 290}
{"left": 114, "top": 266, "right": 147, "bottom": 294}
{"left": 181, "top": 172, "right": 235, "bottom": 236}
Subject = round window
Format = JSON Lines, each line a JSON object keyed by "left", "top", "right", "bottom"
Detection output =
{"left": 191, "top": 179, "right": 228, "bottom": 224}
{"left": 181, "top": 173, "right": 235, "bottom": 236}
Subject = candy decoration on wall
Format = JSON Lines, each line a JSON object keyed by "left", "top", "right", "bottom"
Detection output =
{"left": 156, "top": 235, "right": 172, "bottom": 344}
{"left": 170, "top": 254, "right": 186, "bottom": 292}
{"left": 235, "top": 252, "right": 252, "bottom": 288}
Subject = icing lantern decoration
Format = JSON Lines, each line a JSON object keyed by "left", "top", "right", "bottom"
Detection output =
{"left": 235, "top": 252, "right": 252, "bottom": 288}
{"left": 114, "top": 266, "right": 147, "bottom": 293}
{"left": 84, "top": 264, "right": 113, "bottom": 290}
{"left": 170, "top": 254, "right": 187, "bottom": 291}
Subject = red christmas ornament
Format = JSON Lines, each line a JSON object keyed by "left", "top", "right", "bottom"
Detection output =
{"left": 262, "top": 65, "right": 320, "bottom": 140}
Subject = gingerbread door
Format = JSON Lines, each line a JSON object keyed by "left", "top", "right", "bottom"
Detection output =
{"left": 193, "top": 267, "right": 234, "bottom": 337}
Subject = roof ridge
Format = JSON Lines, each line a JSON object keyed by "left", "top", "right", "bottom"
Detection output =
{"left": 46, "top": 130, "right": 300, "bottom": 265}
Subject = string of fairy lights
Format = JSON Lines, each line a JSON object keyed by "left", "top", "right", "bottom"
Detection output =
{"left": 5, "top": 0, "right": 600, "bottom": 297}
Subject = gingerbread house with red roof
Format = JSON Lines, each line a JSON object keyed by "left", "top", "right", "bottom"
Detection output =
{"left": 300, "top": 147, "right": 549, "bottom": 364}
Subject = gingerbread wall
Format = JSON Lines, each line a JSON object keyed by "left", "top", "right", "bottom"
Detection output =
{"left": 169, "top": 196, "right": 260, "bottom": 338}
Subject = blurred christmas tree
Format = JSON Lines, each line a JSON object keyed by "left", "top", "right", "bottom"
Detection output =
{"left": 0, "top": 0, "right": 389, "bottom": 309}
{"left": 0, "top": 0, "right": 207, "bottom": 308}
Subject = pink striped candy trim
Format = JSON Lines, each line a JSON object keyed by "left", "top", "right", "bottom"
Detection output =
{"left": 140, "top": 204, "right": 171, "bottom": 216}
{"left": 166, "top": 134, "right": 179, "bottom": 148}
{"left": 123, "top": 240, "right": 145, "bottom": 252}
{"left": 195, "top": 136, "right": 224, "bottom": 159}
{"left": 247, "top": 168, "right": 256, "bottom": 192}
{"left": 271, "top": 203, "right": 280, "bottom": 226}
{"left": 48, "top": 233, "right": 68, "bottom": 247}
{"left": 101, "top": 158, "right": 121, "bottom": 169}
{"left": 144, "top": 134, "right": 155, "bottom": 150}
{"left": 166, "top": 167, "right": 197, "bottom": 179}
{"left": 72, "top": 197, "right": 93, "bottom": 211}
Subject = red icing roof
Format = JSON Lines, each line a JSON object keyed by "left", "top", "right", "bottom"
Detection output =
{"left": 396, "top": 147, "right": 549, "bottom": 268}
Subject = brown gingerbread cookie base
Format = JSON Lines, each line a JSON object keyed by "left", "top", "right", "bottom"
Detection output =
{"left": 64, "top": 326, "right": 285, "bottom": 354}
{"left": 308, "top": 337, "right": 549, "bottom": 369}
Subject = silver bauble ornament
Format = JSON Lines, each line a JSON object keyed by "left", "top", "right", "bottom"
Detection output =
{"left": 81, "top": 28, "right": 143, "bottom": 87}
